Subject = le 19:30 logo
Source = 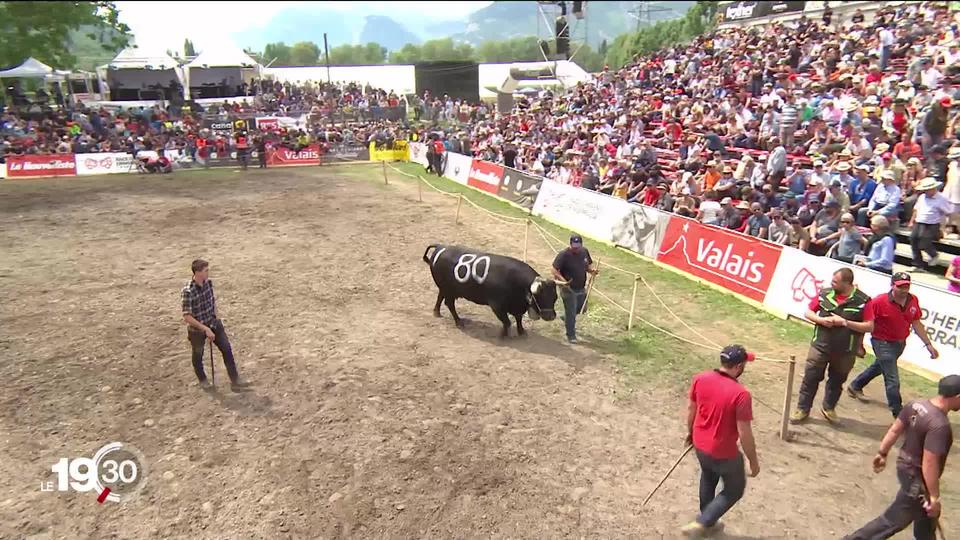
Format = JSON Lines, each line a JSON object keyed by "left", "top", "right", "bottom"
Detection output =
{"left": 41, "top": 442, "right": 149, "bottom": 503}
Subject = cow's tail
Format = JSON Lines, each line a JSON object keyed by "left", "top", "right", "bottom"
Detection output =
{"left": 423, "top": 244, "right": 440, "bottom": 265}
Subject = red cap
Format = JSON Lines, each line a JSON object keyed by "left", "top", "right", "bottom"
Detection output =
{"left": 941, "top": 96, "right": 953, "bottom": 107}
{"left": 881, "top": 152, "right": 892, "bottom": 160}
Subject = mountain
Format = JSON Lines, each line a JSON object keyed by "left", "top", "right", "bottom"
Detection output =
{"left": 237, "top": 1, "right": 693, "bottom": 53}
{"left": 359, "top": 16, "right": 421, "bottom": 50}
{"left": 452, "top": 1, "right": 695, "bottom": 48}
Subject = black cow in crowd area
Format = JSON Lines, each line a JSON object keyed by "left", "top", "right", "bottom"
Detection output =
{"left": 423, "top": 244, "right": 562, "bottom": 338}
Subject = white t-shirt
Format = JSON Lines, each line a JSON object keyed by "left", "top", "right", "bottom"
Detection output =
{"left": 699, "top": 200, "right": 722, "bottom": 224}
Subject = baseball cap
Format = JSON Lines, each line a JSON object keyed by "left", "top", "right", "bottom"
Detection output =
{"left": 720, "top": 344, "right": 755, "bottom": 365}
{"left": 570, "top": 234, "right": 583, "bottom": 246}
{"left": 939, "top": 374, "right": 960, "bottom": 398}
{"left": 892, "top": 272, "right": 912, "bottom": 287}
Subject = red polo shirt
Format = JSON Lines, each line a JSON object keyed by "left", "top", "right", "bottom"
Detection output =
{"left": 863, "top": 293, "right": 922, "bottom": 341}
{"left": 688, "top": 370, "right": 753, "bottom": 460}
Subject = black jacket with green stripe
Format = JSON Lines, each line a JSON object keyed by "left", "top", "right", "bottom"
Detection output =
{"left": 811, "top": 287, "right": 870, "bottom": 353}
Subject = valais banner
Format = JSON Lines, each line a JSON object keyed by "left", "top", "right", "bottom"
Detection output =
{"left": 656, "top": 216, "right": 783, "bottom": 302}
{"left": 267, "top": 145, "right": 321, "bottom": 166}
{"left": 765, "top": 246, "right": 960, "bottom": 377}
{"left": 467, "top": 160, "right": 504, "bottom": 195}
{"left": 6, "top": 154, "right": 77, "bottom": 178}
{"left": 76, "top": 153, "right": 135, "bottom": 175}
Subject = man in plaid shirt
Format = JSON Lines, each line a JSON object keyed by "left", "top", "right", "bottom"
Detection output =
{"left": 181, "top": 259, "right": 250, "bottom": 390}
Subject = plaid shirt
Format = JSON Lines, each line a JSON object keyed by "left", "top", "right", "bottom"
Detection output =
{"left": 181, "top": 279, "right": 217, "bottom": 327}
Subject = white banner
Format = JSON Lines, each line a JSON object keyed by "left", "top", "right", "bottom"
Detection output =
{"left": 0, "top": 162, "right": 5, "bottom": 178}
{"left": 408, "top": 142, "right": 428, "bottom": 167}
{"left": 532, "top": 179, "right": 667, "bottom": 259}
{"left": 764, "top": 247, "right": 960, "bottom": 377}
{"left": 443, "top": 152, "right": 472, "bottom": 185}
{"left": 75, "top": 153, "right": 136, "bottom": 175}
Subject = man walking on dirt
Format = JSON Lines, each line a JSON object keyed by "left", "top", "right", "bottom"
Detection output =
{"left": 181, "top": 259, "right": 251, "bottom": 391}
{"left": 847, "top": 272, "right": 939, "bottom": 417}
{"left": 791, "top": 268, "right": 871, "bottom": 425}
{"left": 552, "top": 234, "right": 598, "bottom": 344}
{"left": 843, "top": 374, "right": 960, "bottom": 540}
{"left": 682, "top": 344, "right": 760, "bottom": 538}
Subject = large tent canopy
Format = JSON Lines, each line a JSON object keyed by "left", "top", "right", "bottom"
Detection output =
{"left": 0, "top": 57, "right": 63, "bottom": 79}
{"left": 102, "top": 47, "right": 184, "bottom": 101}
{"left": 185, "top": 46, "right": 260, "bottom": 98}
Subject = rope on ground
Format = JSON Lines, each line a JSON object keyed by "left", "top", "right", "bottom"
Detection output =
{"left": 459, "top": 194, "right": 529, "bottom": 223}
{"left": 638, "top": 275, "right": 723, "bottom": 350}
{"left": 386, "top": 162, "right": 419, "bottom": 178}
{"left": 590, "top": 287, "right": 632, "bottom": 314}
{"left": 417, "top": 173, "right": 461, "bottom": 198}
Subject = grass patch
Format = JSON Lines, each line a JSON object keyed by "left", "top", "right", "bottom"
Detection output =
{"left": 349, "top": 162, "right": 942, "bottom": 398}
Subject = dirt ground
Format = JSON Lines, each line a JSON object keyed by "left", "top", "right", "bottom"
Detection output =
{"left": 0, "top": 165, "right": 953, "bottom": 539}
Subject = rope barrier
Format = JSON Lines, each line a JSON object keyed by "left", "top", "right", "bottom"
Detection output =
{"left": 459, "top": 195, "right": 529, "bottom": 223}
{"left": 638, "top": 275, "right": 723, "bottom": 350}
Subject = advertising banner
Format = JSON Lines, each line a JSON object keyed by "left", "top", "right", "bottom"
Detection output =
{"left": 76, "top": 153, "right": 136, "bottom": 175}
{"left": 656, "top": 216, "right": 783, "bottom": 302}
{"left": 718, "top": 1, "right": 806, "bottom": 23}
{"left": 765, "top": 247, "right": 960, "bottom": 377}
{"left": 443, "top": 152, "right": 472, "bottom": 185}
{"left": 324, "top": 144, "right": 369, "bottom": 162}
{"left": 6, "top": 154, "right": 77, "bottom": 178}
{"left": 267, "top": 144, "right": 321, "bottom": 166}
{"left": 203, "top": 119, "right": 235, "bottom": 136}
{"left": 532, "top": 180, "right": 667, "bottom": 259}
{"left": 0, "top": 162, "right": 6, "bottom": 178}
{"left": 255, "top": 117, "right": 280, "bottom": 132}
{"left": 499, "top": 167, "right": 544, "bottom": 208}
{"left": 467, "top": 160, "right": 504, "bottom": 195}
{"left": 408, "top": 142, "right": 429, "bottom": 167}
{"left": 368, "top": 141, "right": 409, "bottom": 162}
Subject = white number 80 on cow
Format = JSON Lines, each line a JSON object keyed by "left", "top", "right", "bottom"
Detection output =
{"left": 453, "top": 253, "right": 491, "bottom": 284}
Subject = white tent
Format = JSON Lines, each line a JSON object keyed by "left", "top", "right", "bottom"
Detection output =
{"left": 185, "top": 46, "right": 260, "bottom": 98}
{"left": 0, "top": 57, "right": 56, "bottom": 78}
{"left": 103, "top": 47, "right": 184, "bottom": 101}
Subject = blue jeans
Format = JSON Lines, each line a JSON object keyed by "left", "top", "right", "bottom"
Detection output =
{"left": 695, "top": 450, "right": 747, "bottom": 527}
{"left": 560, "top": 287, "right": 587, "bottom": 340}
{"left": 850, "top": 339, "right": 905, "bottom": 417}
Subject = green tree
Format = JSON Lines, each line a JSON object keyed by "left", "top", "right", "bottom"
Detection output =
{"left": 263, "top": 42, "right": 292, "bottom": 66}
{"left": 603, "top": 2, "right": 715, "bottom": 69}
{"left": 598, "top": 38, "right": 609, "bottom": 58}
{"left": 390, "top": 38, "right": 475, "bottom": 64}
{"left": 328, "top": 42, "right": 386, "bottom": 65}
{"left": 289, "top": 41, "right": 320, "bottom": 66}
{"left": 183, "top": 38, "right": 196, "bottom": 57}
{"left": 0, "top": 1, "right": 131, "bottom": 69}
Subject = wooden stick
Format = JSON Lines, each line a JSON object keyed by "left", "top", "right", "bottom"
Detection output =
{"left": 209, "top": 340, "right": 215, "bottom": 386}
{"left": 455, "top": 193, "right": 463, "bottom": 224}
{"left": 382, "top": 160, "right": 388, "bottom": 184}
{"left": 522, "top": 219, "right": 530, "bottom": 262}
{"left": 780, "top": 355, "right": 796, "bottom": 441}
{"left": 417, "top": 173, "right": 422, "bottom": 202}
{"left": 627, "top": 275, "right": 640, "bottom": 330}
{"left": 642, "top": 444, "right": 693, "bottom": 506}
{"left": 580, "top": 258, "right": 600, "bottom": 315}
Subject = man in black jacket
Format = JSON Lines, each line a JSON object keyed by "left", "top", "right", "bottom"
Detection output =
{"left": 792, "top": 267, "right": 872, "bottom": 425}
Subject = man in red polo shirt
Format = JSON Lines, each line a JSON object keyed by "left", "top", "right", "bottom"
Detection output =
{"left": 681, "top": 344, "right": 760, "bottom": 537}
{"left": 847, "top": 272, "right": 940, "bottom": 417}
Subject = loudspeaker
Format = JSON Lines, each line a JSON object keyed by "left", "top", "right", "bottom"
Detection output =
{"left": 555, "top": 16, "right": 569, "bottom": 58}
{"left": 538, "top": 39, "right": 551, "bottom": 59}
{"left": 572, "top": 0, "right": 584, "bottom": 18}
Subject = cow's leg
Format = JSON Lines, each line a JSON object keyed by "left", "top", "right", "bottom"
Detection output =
{"left": 490, "top": 305, "right": 512, "bottom": 338}
{"left": 445, "top": 296, "right": 464, "bottom": 327}
{"left": 514, "top": 313, "right": 526, "bottom": 336}
{"left": 433, "top": 291, "right": 443, "bottom": 317}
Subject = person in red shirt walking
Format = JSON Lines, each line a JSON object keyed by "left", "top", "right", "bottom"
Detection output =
{"left": 681, "top": 344, "right": 760, "bottom": 537}
{"left": 847, "top": 272, "right": 940, "bottom": 417}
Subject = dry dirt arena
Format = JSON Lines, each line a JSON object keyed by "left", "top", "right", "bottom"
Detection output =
{"left": 0, "top": 164, "right": 953, "bottom": 539}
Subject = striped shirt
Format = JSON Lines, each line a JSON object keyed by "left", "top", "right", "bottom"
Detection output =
{"left": 181, "top": 279, "right": 217, "bottom": 327}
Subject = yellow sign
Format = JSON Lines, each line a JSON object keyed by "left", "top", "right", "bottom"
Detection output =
{"left": 369, "top": 141, "right": 409, "bottom": 162}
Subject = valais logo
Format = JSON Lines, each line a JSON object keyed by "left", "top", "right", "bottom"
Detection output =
{"left": 280, "top": 148, "right": 319, "bottom": 160}
{"left": 657, "top": 219, "right": 783, "bottom": 302}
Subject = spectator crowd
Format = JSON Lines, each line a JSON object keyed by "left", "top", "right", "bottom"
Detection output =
{"left": 437, "top": 2, "right": 960, "bottom": 291}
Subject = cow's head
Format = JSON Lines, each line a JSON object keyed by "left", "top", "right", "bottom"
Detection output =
{"left": 527, "top": 276, "right": 559, "bottom": 321}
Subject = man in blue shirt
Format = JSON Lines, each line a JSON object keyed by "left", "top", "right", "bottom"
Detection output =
{"left": 848, "top": 166, "right": 878, "bottom": 218}
{"left": 857, "top": 216, "right": 896, "bottom": 274}
{"left": 857, "top": 171, "right": 901, "bottom": 227}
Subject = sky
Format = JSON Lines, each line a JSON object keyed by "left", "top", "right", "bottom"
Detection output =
{"left": 115, "top": 1, "right": 492, "bottom": 54}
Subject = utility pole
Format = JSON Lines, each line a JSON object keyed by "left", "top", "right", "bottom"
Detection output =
{"left": 323, "top": 33, "right": 331, "bottom": 85}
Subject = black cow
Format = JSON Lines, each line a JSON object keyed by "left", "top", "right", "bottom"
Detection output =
{"left": 423, "top": 244, "right": 561, "bottom": 338}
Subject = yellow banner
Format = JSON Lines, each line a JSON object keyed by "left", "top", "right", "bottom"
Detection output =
{"left": 369, "top": 141, "right": 409, "bottom": 162}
